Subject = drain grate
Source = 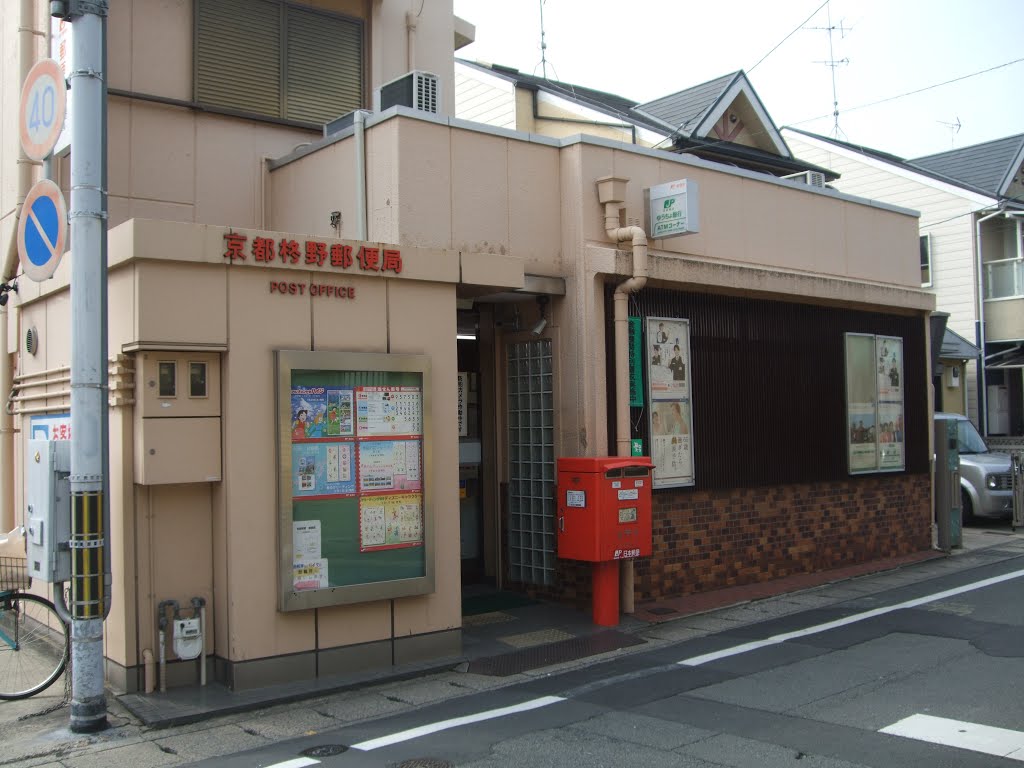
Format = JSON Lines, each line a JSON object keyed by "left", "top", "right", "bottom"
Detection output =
{"left": 392, "top": 759, "right": 455, "bottom": 768}
{"left": 466, "top": 630, "right": 645, "bottom": 676}
{"left": 301, "top": 744, "right": 348, "bottom": 757}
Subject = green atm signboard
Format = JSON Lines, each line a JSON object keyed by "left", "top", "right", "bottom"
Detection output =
{"left": 628, "top": 317, "right": 643, "bottom": 407}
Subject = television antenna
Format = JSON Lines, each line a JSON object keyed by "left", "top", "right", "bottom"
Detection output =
{"left": 938, "top": 117, "right": 962, "bottom": 148}
{"left": 809, "top": 1, "right": 851, "bottom": 139}
{"left": 538, "top": 0, "right": 549, "bottom": 79}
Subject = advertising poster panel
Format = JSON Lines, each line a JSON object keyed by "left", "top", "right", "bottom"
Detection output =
{"left": 646, "top": 317, "right": 695, "bottom": 488}
{"left": 845, "top": 334, "right": 905, "bottom": 474}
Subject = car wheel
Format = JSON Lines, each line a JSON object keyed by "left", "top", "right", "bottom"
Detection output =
{"left": 961, "top": 489, "right": 975, "bottom": 527}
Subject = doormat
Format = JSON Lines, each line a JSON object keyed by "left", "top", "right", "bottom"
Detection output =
{"left": 462, "top": 591, "right": 538, "bottom": 616}
{"left": 465, "top": 630, "right": 645, "bottom": 676}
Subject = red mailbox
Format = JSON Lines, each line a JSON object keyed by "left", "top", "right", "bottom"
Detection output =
{"left": 557, "top": 456, "right": 654, "bottom": 562}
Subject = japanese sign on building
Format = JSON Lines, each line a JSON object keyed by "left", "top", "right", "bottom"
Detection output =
{"left": 644, "top": 179, "right": 701, "bottom": 239}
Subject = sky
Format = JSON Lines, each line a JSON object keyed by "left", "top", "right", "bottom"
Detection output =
{"left": 451, "top": 0, "right": 1024, "bottom": 160}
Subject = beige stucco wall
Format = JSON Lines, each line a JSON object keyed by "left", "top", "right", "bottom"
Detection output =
{"left": 269, "top": 112, "right": 931, "bottom": 472}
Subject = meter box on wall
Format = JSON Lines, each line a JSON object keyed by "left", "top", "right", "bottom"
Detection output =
{"left": 556, "top": 457, "right": 653, "bottom": 562}
{"left": 25, "top": 439, "right": 71, "bottom": 583}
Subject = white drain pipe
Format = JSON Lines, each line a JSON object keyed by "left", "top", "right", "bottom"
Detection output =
{"left": 597, "top": 177, "right": 648, "bottom": 615}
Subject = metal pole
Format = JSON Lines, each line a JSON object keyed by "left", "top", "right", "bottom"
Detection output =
{"left": 63, "top": 0, "right": 109, "bottom": 734}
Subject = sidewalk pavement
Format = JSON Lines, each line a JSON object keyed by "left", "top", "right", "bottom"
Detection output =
{"left": 3, "top": 524, "right": 1023, "bottom": 768}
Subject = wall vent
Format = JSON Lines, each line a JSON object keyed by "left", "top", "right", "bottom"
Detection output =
{"left": 782, "top": 170, "right": 826, "bottom": 188}
{"left": 374, "top": 71, "right": 440, "bottom": 114}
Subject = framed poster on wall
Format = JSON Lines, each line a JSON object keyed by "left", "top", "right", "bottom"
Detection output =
{"left": 646, "top": 317, "right": 695, "bottom": 488}
{"left": 276, "top": 350, "right": 434, "bottom": 611}
{"left": 845, "top": 333, "right": 905, "bottom": 474}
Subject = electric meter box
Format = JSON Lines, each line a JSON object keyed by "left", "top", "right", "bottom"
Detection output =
{"left": 25, "top": 439, "right": 72, "bottom": 583}
{"left": 556, "top": 456, "right": 654, "bottom": 562}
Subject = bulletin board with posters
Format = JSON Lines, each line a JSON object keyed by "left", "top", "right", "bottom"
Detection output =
{"left": 276, "top": 350, "right": 434, "bottom": 611}
{"left": 845, "top": 333, "right": 905, "bottom": 474}
{"left": 646, "top": 317, "right": 695, "bottom": 488}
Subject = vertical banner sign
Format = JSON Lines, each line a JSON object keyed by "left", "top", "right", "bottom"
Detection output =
{"left": 646, "top": 317, "right": 695, "bottom": 488}
{"left": 628, "top": 317, "right": 643, "bottom": 407}
{"left": 457, "top": 372, "right": 468, "bottom": 437}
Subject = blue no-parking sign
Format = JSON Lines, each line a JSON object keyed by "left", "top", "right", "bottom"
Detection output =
{"left": 17, "top": 179, "right": 68, "bottom": 282}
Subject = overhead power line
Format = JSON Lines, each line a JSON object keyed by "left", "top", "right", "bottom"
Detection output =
{"left": 748, "top": 0, "right": 829, "bottom": 74}
{"left": 789, "top": 57, "right": 1024, "bottom": 126}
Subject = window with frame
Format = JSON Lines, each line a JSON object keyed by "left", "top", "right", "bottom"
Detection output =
{"left": 195, "top": 0, "right": 364, "bottom": 124}
{"left": 919, "top": 234, "right": 932, "bottom": 287}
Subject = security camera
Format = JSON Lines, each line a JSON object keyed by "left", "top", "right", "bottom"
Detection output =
{"left": 531, "top": 317, "right": 548, "bottom": 336}
{"left": 0, "top": 292, "right": 7, "bottom": 307}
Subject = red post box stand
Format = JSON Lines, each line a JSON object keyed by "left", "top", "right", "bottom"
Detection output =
{"left": 556, "top": 456, "right": 654, "bottom": 627}
{"left": 592, "top": 561, "right": 620, "bottom": 626}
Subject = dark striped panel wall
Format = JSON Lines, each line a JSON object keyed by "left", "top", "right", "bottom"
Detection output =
{"left": 609, "top": 286, "right": 929, "bottom": 490}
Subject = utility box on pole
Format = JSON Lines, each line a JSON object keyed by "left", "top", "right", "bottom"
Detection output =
{"left": 25, "top": 440, "right": 72, "bottom": 583}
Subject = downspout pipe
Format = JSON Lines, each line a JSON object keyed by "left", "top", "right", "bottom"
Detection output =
{"left": 405, "top": 10, "right": 418, "bottom": 72}
{"left": 1, "top": 0, "right": 41, "bottom": 533}
{"left": 597, "top": 176, "right": 648, "bottom": 615}
{"left": 354, "top": 109, "right": 367, "bottom": 241}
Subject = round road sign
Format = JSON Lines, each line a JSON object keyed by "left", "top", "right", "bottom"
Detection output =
{"left": 19, "top": 58, "right": 67, "bottom": 162}
{"left": 17, "top": 179, "right": 68, "bottom": 283}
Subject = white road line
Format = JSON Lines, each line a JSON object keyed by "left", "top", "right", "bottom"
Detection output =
{"left": 880, "top": 714, "right": 1024, "bottom": 761}
{"left": 263, "top": 758, "right": 320, "bottom": 768}
{"left": 349, "top": 695, "right": 566, "bottom": 751}
{"left": 678, "top": 567, "right": 1024, "bottom": 666}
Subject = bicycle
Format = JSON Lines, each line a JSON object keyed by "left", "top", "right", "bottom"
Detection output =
{"left": 0, "top": 556, "right": 69, "bottom": 700}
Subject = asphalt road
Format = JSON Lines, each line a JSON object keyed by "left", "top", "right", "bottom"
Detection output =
{"left": 181, "top": 552, "right": 1024, "bottom": 768}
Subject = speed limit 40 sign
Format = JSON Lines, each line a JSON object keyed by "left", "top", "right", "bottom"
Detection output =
{"left": 19, "top": 59, "right": 67, "bottom": 162}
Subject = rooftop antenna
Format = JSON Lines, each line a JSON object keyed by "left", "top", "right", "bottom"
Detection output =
{"left": 809, "top": 1, "right": 851, "bottom": 139}
{"left": 538, "top": 0, "right": 549, "bottom": 79}
{"left": 938, "top": 117, "right": 962, "bottom": 149}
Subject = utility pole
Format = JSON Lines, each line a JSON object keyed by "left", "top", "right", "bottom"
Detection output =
{"left": 51, "top": 0, "right": 110, "bottom": 733}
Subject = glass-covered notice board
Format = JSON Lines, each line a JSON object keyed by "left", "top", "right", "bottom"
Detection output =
{"left": 276, "top": 350, "right": 434, "bottom": 611}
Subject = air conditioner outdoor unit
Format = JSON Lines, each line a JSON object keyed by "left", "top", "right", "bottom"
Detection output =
{"left": 323, "top": 109, "right": 373, "bottom": 137}
{"left": 374, "top": 70, "right": 440, "bottom": 114}
{"left": 782, "top": 170, "right": 826, "bottom": 188}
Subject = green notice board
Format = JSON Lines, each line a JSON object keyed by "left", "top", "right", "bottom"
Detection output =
{"left": 277, "top": 351, "right": 433, "bottom": 611}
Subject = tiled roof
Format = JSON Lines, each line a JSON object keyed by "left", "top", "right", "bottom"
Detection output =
{"left": 787, "top": 127, "right": 1024, "bottom": 203}
{"left": 634, "top": 72, "right": 741, "bottom": 136}
{"left": 456, "top": 60, "right": 669, "bottom": 134}
{"left": 911, "top": 134, "right": 1024, "bottom": 197}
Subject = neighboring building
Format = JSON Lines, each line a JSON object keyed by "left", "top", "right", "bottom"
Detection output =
{"left": 456, "top": 62, "right": 836, "bottom": 181}
{"left": 1, "top": 1, "right": 933, "bottom": 698}
{"left": 784, "top": 128, "right": 1024, "bottom": 434}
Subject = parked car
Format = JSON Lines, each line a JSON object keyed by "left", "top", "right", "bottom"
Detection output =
{"left": 935, "top": 412, "right": 1013, "bottom": 524}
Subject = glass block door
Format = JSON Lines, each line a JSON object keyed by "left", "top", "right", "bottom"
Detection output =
{"left": 506, "top": 339, "right": 555, "bottom": 586}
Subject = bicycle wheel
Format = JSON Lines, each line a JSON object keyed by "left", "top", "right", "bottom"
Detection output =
{"left": 0, "top": 593, "right": 69, "bottom": 700}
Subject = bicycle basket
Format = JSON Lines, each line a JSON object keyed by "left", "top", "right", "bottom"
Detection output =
{"left": 0, "top": 557, "right": 30, "bottom": 591}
